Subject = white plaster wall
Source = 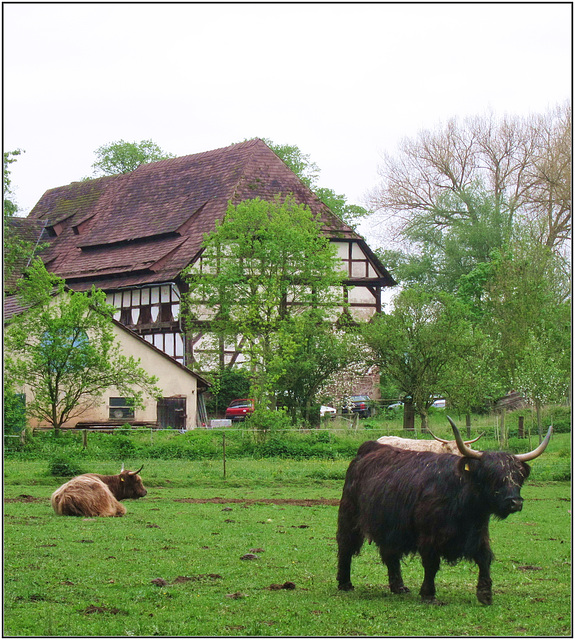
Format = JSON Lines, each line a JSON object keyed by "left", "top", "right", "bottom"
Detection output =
{"left": 23, "top": 321, "right": 199, "bottom": 430}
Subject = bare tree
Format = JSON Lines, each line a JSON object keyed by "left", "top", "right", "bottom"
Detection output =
{"left": 524, "top": 104, "right": 572, "bottom": 248}
{"left": 369, "top": 104, "right": 571, "bottom": 253}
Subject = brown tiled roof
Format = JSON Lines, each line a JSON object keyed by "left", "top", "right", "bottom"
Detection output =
{"left": 3, "top": 294, "right": 29, "bottom": 320}
{"left": 28, "top": 139, "right": 394, "bottom": 290}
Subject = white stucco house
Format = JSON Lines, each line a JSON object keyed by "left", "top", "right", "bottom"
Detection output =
{"left": 4, "top": 293, "right": 210, "bottom": 430}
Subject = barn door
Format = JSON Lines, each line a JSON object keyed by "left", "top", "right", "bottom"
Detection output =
{"left": 157, "top": 397, "right": 187, "bottom": 430}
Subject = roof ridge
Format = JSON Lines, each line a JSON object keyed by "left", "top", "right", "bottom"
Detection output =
{"left": 227, "top": 138, "right": 269, "bottom": 205}
{"left": 136, "top": 138, "right": 263, "bottom": 172}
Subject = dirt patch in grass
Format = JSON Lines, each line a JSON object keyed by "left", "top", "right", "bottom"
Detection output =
{"left": 78, "top": 605, "right": 127, "bottom": 616}
{"left": 4, "top": 495, "right": 42, "bottom": 503}
{"left": 174, "top": 497, "right": 340, "bottom": 506}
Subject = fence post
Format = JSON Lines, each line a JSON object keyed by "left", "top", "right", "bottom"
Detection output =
{"left": 223, "top": 433, "right": 227, "bottom": 478}
{"left": 20, "top": 429, "right": 26, "bottom": 445}
{"left": 82, "top": 429, "right": 88, "bottom": 449}
{"left": 518, "top": 416, "right": 525, "bottom": 438}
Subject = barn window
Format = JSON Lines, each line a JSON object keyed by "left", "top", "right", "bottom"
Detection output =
{"left": 138, "top": 305, "right": 152, "bottom": 325}
{"left": 159, "top": 302, "right": 173, "bottom": 322}
{"left": 109, "top": 397, "right": 135, "bottom": 420}
{"left": 120, "top": 308, "right": 132, "bottom": 325}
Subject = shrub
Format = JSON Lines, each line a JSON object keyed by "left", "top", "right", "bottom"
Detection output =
{"left": 3, "top": 390, "right": 26, "bottom": 435}
{"left": 308, "top": 429, "right": 332, "bottom": 443}
{"left": 548, "top": 406, "right": 571, "bottom": 434}
{"left": 246, "top": 408, "right": 292, "bottom": 432}
{"left": 49, "top": 456, "right": 84, "bottom": 477}
{"left": 109, "top": 435, "right": 139, "bottom": 457}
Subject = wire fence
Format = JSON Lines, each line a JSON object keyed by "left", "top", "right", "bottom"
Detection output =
{"left": 4, "top": 405, "right": 566, "bottom": 450}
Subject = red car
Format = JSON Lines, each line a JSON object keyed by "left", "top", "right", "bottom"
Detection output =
{"left": 225, "top": 399, "right": 255, "bottom": 422}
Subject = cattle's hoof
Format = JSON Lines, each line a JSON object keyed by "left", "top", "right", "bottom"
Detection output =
{"left": 390, "top": 585, "right": 410, "bottom": 594}
{"left": 338, "top": 582, "right": 354, "bottom": 591}
{"left": 477, "top": 590, "right": 493, "bottom": 605}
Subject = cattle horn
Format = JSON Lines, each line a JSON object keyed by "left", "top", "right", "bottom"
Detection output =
{"left": 120, "top": 463, "right": 125, "bottom": 473}
{"left": 129, "top": 465, "right": 144, "bottom": 475}
{"left": 515, "top": 426, "right": 553, "bottom": 462}
{"left": 428, "top": 429, "right": 484, "bottom": 446}
{"left": 447, "top": 416, "right": 483, "bottom": 459}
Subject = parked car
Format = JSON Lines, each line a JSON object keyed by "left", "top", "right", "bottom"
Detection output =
{"left": 431, "top": 398, "right": 446, "bottom": 409}
{"left": 342, "top": 395, "right": 374, "bottom": 418}
{"left": 225, "top": 399, "right": 255, "bottom": 422}
{"left": 320, "top": 405, "right": 337, "bottom": 418}
{"left": 386, "top": 402, "right": 404, "bottom": 411}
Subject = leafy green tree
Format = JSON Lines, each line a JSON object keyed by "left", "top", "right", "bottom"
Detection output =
{"left": 476, "top": 238, "right": 571, "bottom": 408}
{"left": 514, "top": 332, "right": 569, "bottom": 441}
{"left": 3, "top": 149, "right": 23, "bottom": 218}
{"left": 183, "top": 195, "right": 346, "bottom": 410}
{"left": 3, "top": 384, "right": 26, "bottom": 435}
{"left": 440, "top": 331, "right": 503, "bottom": 432}
{"left": 376, "top": 187, "right": 514, "bottom": 295}
{"left": 363, "top": 287, "right": 483, "bottom": 431}
{"left": 3, "top": 149, "right": 44, "bottom": 290}
{"left": 314, "top": 186, "right": 370, "bottom": 229}
{"left": 263, "top": 139, "right": 370, "bottom": 228}
{"left": 92, "top": 139, "right": 174, "bottom": 176}
{"left": 4, "top": 260, "right": 162, "bottom": 435}
{"left": 272, "top": 316, "right": 360, "bottom": 424}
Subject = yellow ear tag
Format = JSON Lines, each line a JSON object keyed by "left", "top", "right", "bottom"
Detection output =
{"left": 120, "top": 477, "right": 125, "bottom": 482}
{"left": 464, "top": 463, "right": 470, "bottom": 472}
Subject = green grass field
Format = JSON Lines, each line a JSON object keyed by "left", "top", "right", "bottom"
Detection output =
{"left": 3, "top": 455, "right": 571, "bottom": 637}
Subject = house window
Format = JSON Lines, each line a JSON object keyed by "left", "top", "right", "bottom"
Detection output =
{"left": 109, "top": 397, "right": 135, "bottom": 420}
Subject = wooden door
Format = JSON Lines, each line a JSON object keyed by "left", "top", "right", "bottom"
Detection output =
{"left": 157, "top": 397, "right": 187, "bottom": 430}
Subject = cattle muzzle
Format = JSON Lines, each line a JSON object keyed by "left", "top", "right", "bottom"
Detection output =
{"left": 505, "top": 496, "right": 524, "bottom": 513}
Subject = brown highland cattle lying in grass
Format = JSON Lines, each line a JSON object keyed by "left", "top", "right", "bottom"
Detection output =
{"left": 51, "top": 465, "right": 147, "bottom": 517}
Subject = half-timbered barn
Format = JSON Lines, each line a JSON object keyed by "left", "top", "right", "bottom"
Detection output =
{"left": 24, "top": 139, "right": 395, "bottom": 388}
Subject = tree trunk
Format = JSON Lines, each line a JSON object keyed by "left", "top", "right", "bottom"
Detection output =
{"left": 536, "top": 402, "right": 543, "bottom": 443}
{"left": 52, "top": 404, "right": 61, "bottom": 437}
{"left": 466, "top": 413, "right": 472, "bottom": 439}
{"left": 500, "top": 408, "right": 507, "bottom": 448}
{"left": 403, "top": 399, "right": 415, "bottom": 431}
{"left": 420, "top": 411, "right": 429, "bottom": 432}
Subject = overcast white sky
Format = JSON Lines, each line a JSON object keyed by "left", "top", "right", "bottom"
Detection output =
{"left": 4, "top": 2, "right": 571, "bottom": 248}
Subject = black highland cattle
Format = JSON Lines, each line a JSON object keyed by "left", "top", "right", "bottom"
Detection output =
{"left": 337, "top": 416, "right": 552, "bottom": 604}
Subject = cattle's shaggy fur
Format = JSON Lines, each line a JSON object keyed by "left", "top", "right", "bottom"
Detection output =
{"left": 51, "top": 470, "right": 147, "bottom": 517}
{"left": 336, "top": 440, "right": 531, "bottom": 604}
